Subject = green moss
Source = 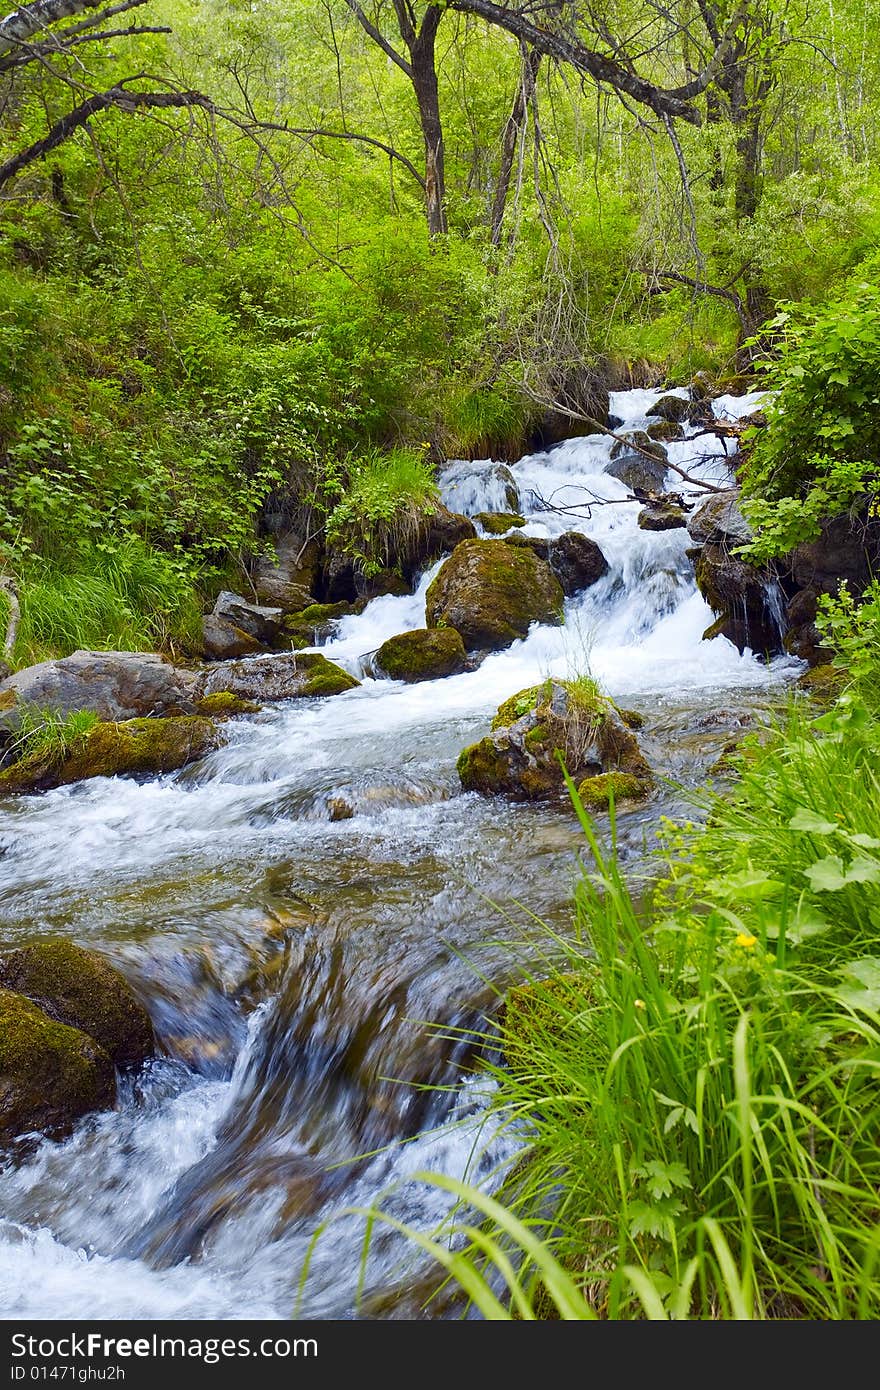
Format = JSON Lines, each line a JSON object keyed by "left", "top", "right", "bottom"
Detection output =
{"left": 425, "top": 540, "right": 564, "bottom": 652}
{"left": 0, "top": 715, "right": 221, "bottom": 793}
{"left": 646, "top": 420, "right": 685, "bottom": 443}
{"left": 474, "top": 512, "right": 526, "bottom": 534}
{"left": 457, "top": 738, "right": 508, "bottom": 794}
{"left": 0, "top": 939, "right": 153, "bottom": 1067}
{"left": 298, "top": 657, "right": 360, "bottom": 697}
{"left": 0, "top": 988, "right": 116, "bottom": 1144}
{"left": 617, "top": 708, "right": 645, "bottom": 730}
{"left": 375, "top": 628, "right": 467, "bottom": 682}
{"left": 797, "top": 663, "right": 847, "bottom": 705}
{"left": 282, "top": 602, "right": 352, "bottom": 649}
{"left": 524, "top": 723, "right": 550, "bottom": 750}
{"left": 576, "top": 771, "right": 652, "bottom": 807}
{"left": 492, "top": 682, "right": 551, "bottom": 729}
{"left": 195, "top": 691, "right": 261, "bottom": 717}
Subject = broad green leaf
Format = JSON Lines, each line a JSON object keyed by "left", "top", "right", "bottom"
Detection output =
{"left": 836, "top": 958, "right": 880, "bottom": 1012}
{"left": 788, "top": 808, "right": 837, "bottom": 835}
{"left": 804, "top": 855, "right": 848, "bottom": 891}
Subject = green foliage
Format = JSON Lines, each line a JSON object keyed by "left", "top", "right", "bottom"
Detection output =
{"left": 739, "top": 272, "right": 880, "bottom": 559}
{"left": 372, "top": 631, "right": 880, "bottom": 1318}
{"left": 322, "top": 446, "right": 438, "bottom": 575}
{"left": 6, "top": 706, "right": 99, "bottom": 768}
{"left": 815, "top": 578, "right": 880, "bottom": 714}
{"left": 14, "top": 541, "right": 203, "bottom": 666}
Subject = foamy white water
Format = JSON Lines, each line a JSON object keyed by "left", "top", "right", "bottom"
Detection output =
{"left": 0, "top": 387, "right": 800, "bottom": 1319}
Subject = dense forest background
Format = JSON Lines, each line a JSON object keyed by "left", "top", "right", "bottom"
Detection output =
{"left": 1, "top": 0, "right": 879, "bottom": 663}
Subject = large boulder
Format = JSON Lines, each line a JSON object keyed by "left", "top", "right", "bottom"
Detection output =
{"left": 687, "top": 490, "right": 753, "bottom": 547}
{"left": 211, "top": 591, "right": 283, "bottom": 644}
{"left": 605, "top": 433, "right": 668, "bottom": 493}
{"left": 0, "top": 651, "right": 199, "bottom": 727}
{"left": 0, "top": 989, "right": 115, "bottom": 1148}
{"left": 695, "top": 545, "right": 784, "bottom": 655}
{"left": 0, "top": 940, "right": 153, "bottom": 1068}
{"left": 252, "top": 532, "right": 321, "bottom": 612}
{"left": 0, "top": 715, "right": 222, "bottom": 794}
{"left": 374, "top": 628, "right": 468, "bottom": 683}
{"left": 457, "top": 679, "right": 652, "bottom": 802}
{"left": 547, "top": 532, "right": 609, "bottom": 596}
{"left": 201, "top": 616, "right": 264, "bottom": 661}
{"left": 198, "top": 651, "right": 359, "bottom": 702}
{"left": 646, "top": 393, "right": 691, "bottom": 424}
{"left": 425, "top": 540, "right": 564, "bottom": 653}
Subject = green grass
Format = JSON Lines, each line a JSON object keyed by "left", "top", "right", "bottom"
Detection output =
{"left": 13, "top": 539, "right": 204, "bottom": 666}
{"left": 349, "top": 685, "right": 880, "bottom": 1319}
{"left": 4, "top": 706, "right": 99, "bottom": 768}
{"left": 323, "top": 445, "right": 439, "bottom": 576}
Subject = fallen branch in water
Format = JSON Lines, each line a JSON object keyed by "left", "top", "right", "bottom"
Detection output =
{"left": 519, "top": 384, "right": 730, "bottom": 494}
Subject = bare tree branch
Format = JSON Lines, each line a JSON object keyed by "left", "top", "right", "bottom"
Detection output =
{"left": 0, "top": 0, "right": 148, "bottom": 58}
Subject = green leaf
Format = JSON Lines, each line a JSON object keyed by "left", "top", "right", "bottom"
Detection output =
{"left": 788, "top": 808, "right": 837, "bottom": 835}
{"left": 836, "top": 957, "right": 880, "bottom": 1012}
{"left": 803, "top": 855, "right": 848, "bottom": 891}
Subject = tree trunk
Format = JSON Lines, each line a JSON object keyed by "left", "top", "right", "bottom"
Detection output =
{"left": 411, "top": 18, "right": 446, "bottom": 237}
{"left": 490, "top": 43, "right": 540, "bottom": 248}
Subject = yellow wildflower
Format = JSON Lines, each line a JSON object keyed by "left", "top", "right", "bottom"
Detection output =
{"left": 735, "top": 933, "right": 757, "bottom": 949}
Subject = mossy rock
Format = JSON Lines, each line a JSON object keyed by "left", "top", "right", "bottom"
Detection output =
{"left": 491, "top": 682, "right": 551, "bottom": 730}
{"left": 0, "top": 988, "right": 115, "bottom": 1147}
{"left": 0, "top": 939, "right": 154, "bottom": 1068}
{"left": 280, "top": 601, "right": 353, "bottom": 649}
{"left": 618, "top": 708, "right": 645, "bottom": 730}
{"left": 198, "top": 651, "right": 359, "bottom": 703}
{"left": 474, "top": 512, "right": 526, "bottom": 534}
{"left": 796, "top": 663, "right": 847, "bottom": 705}
{"left": 458, "top": 679, "right": 652, "bottom": 802}
{"left": 638, "top": 504, "right": 688, "bottom": 532}
{"left": 501, "top": 971, "right": 595, "bottom": 1075}
{"left": 195, "top": 691, "right": 261, "bottom": 718}
{"left": 0, "top": 715, "right": 222, "bottom": 793}
{"left": 646, "top": 420, "right": 685, "bottom": 443}
{"left": 374, "top": 628, "right": 467, "bottom": 683}
{"left": 576, "top": 771, "right": 652, "bottom": 808}
{"left": 426, "top": 540, "right": 564, "bottom": 653}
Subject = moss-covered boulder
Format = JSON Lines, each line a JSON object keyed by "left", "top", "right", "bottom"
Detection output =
{"left": 198, "top": 651, "right": 359, "bottom": 703}
{"left": 0, "top": 940, "right": 154, "bottom": 1068}
{"left": 576, "top": 771, "right": 652, "bottom": 808}
{"left": 0, "top": 989, "right": 115, "bottom": 1147}
{"left": 638, "top": 503, "right": 688, "bottom": 532}
{"left": 457, "top": 679, "right": 652, "bottom": 802}
{"left": 0, "top": 715, "right": 222, "bottom": 794}
{"left": 280, "top": 601, "right": 354, "bottom": 650}
{"left": 195, "top": 691, "right": 261, "bottom": 718}
{"left": 646, "top": 420, "right": 685, "bottom": 443}
{"left": 646, "top": 393, "right": 691, "bottom": 423}
{"left": 425, "top": 540, "right": 564, "bottom": 653}
{"left": 374, "top": 628, "right": 468, "bottom": 683}
{"left": 475, "top": 512, "right": 526, "bottom": 535}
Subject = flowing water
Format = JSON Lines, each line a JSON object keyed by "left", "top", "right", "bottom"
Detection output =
{"left": 0, "top": 388, "right": 801, "bottom": 1319}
